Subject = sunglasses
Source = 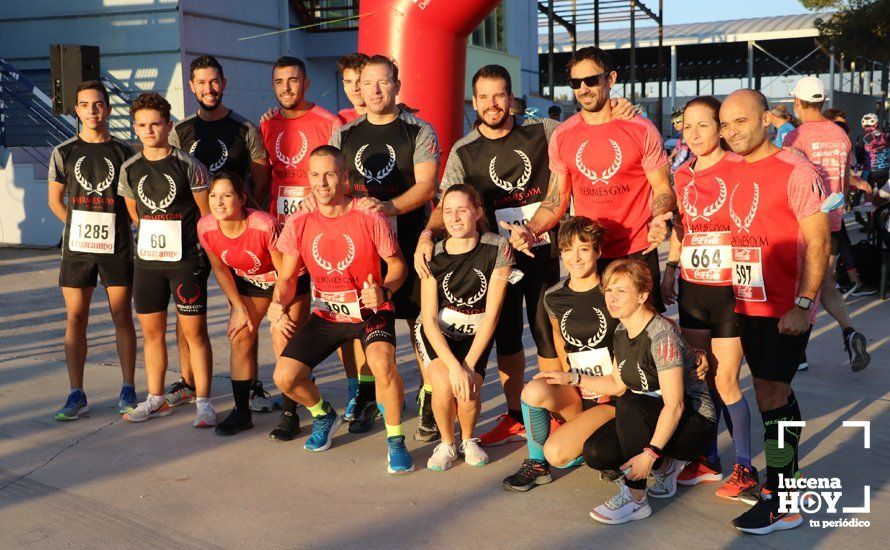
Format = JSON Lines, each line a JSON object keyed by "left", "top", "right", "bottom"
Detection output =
{"left": 568, "top": 72, "right": 608, "bottom": 90}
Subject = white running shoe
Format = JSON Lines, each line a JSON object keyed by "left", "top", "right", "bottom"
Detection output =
{"left": 124, "top": 397, "right": 172, "bottom": 423}
{"left": 590, "top": 481, "right": 652, "bottom": 524}
{"left": 193, "top": 401, "right": 217, "bottom": 428}
{"left": 649, "top": 457, "right": 687, "bottom": 499}
{"left": 459, "top": 438, "right": 489, "bottom": 467}
{"left": 427, "top": 442, "right": 457, "bottom": 471}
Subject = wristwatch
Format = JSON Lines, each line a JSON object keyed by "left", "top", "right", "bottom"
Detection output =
{"left": 794, "top": 296, "right": 813, "bottom": 311}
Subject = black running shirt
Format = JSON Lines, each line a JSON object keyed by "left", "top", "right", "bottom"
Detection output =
{"left": 169, "top": 111, "right": 266, "bottom": 177}
{"left": 428, "top": 232, "right": 513, "bottom": 340}
{"left": 442, "top": 116, "right": 558, "bottom": 252}
{"left": 613, "top": 315, "right": 716, "bottom": 420}
{"left": 118, "top": 148, "right": 210, "bottom": 267}
{"left": 49, "top": 136, "right": 134, "bottom": 260}
{"left": 544, "top": 280, "right": 619, "bottom": 399}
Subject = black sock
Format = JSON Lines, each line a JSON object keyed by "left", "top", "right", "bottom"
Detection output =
{"left": 787, "top": 390, "right": 803, "bottom": 477}
{"left": 508, "top": 408, "right": 524, "bottom": 425}
{"left": 281, "top": 394, "right": 298, "bottom": 415}
{"left": 843, "top": 327, "right": 855, "bottom": 342}
{"left": 358, "top": 380, "right": 376, "bottom": 404}
{"left": 761, "top": 397, "right": 800, "bottom": 492}
{"left": 232, "top": 379, "right": 252, "bottom": 412}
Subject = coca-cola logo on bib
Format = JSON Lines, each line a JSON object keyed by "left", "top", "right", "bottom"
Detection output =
{"left": 74, "top": 156, "right": 115, "bottom": 196}
{"left": 575, "top": 139, "right": 623, "bottom": 185}
{"left": 489, "top": 149, "right": 532, "bottom": 193}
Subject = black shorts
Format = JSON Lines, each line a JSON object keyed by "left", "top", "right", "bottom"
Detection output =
{"left": 414, "top": 321, "right": 493, "bottom": 378}
{"left": 738, "top": 314, "right": 810, "bottom": 384}
{"left": 494, "top": 251, "right": 560, "bottom": 358}
{"left": 677, "top": 279, "right": 739, "bottom": 338}
{"left": 598, "top": 248, "right": 665, "bottom": 312}
{"left": 233, "top": 271, "right": 310, "bottom": 299}
{"left": 134, "top": 262, "right": 210, "bottom": 316}
{"left": 282, "top": 310, "right": 397, "bottom": 369}
{"left": 59, "top": 257, "right": 133, "bottom": 288}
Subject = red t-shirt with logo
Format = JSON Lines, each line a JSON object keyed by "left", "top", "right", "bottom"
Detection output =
{"left": 549, "top": 114, "right": 668, "bottom": 258}
{"left": 729, "top": 149, "right": 825, "bottom": 320}
{"left": 277, "top": 200, "right": 400, "bottom": 322}
{"left": 338, "top": 108, "right": 359, "bottom": 124}
{"left": 197, "top": 208, "right": 281, "bottom": 287}
{"left": 674, "top": 152, "right": 743, "bottom": 286}
{"left": 260, "top": 105, "right": 342, "bottom": 221}
{"left": 783, "top": 120, "right": 850, "bottom": 232}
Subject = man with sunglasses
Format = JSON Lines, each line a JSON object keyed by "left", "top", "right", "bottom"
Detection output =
{"left": 504, "top": 46, "right": 674, "bottom": 310}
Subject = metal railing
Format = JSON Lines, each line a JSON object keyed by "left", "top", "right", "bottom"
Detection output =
{"left": 0, "top": 57, "right": 77, "bottom": 148}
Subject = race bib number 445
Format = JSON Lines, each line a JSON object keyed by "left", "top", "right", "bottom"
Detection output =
{"left": 438, "top": 307, "right": 483, "bottom": 339}
{"left": 137, "top": 219, "right": 182, "bottom": 261}
{"left": 680, "top": 232, "right": 731, "bottom": 284}
{"left": 495, "top": 203, "right": 550, "bottom": 246}
{"left": 732, "top": 247, "right": 766, "bottom": 302}
{"left": 69, "top": 210, "right": 115, "bottom": 254}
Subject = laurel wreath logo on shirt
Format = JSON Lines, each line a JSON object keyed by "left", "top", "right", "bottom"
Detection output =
{"left": 442, "top": 269, "right": 488, "bottom": 307}
{"left": 137, "top": 174, "right": 177, "bottom": 213}
{"left": 354, "top": 144, "right": 396, "bottom": 183}
{"left": 488, "top": 149, "right": 532, "bottom": 193}
{"left": 637, "top": 363, "right": 650, "bottom": 392}
{"left": 729, "top": 181, "right": 760, "bottom": 233}
{"left": 189, "top": 138, "right": 228, "bottom": 173}
{"left": 312, "top": 233, "right": 355, "bottom": 274}
{"left": 221, "top": 249, "right": 262, "bottom": 274}
{"left": 682, "top": 177, "right": 727, "bottom": 222}
{"left": 74, "top": 156, "right": 115, "bottom": 196}
{"left": 575, "top": 139, "right": 623, "bottom": 185}
{"left": 559, "top": 307, "right": 607, "bottom": 350}
{"left": 275, "top": 131, "right": 308, "bottom": 168}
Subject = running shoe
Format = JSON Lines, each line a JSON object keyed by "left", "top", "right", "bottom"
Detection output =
{"left": 413, "top": 394, "right": 440, "bottom": 442}
{"left": 54, "top": 390, "right": 89, "bottom": 421}
{"left": 846, "top": 282, "right": 877, "bottom": 298}
{"left": 304, "top": 408, "right": 341, "bottom": 452}
{"left": 269, "top": 410, "right": 300, "bottom": 441}
{"left": 797, "top": 361, "right": 809, "bottom": 371}
{"left": 215, "top": 408, "right": 253, "bottom": 436}
{"left": 164, "top": 378, "right": 196, "bottom": 407}
{"left": 648, "top": 457, "right": 687, "bottom": 499}
{"left": 732, "top": 491, "right": 802, "bottom": 535}
{"left": 386, "top": 435, "right": 415, "bottom": 474}
{"left": 427, "top": 442, "right": 458, "bottom": 471}
{"left": 479, "top": 414, "right": 526, "bottom": 446}
{"left": 117, "top": 386, "right": 138, "bottom": 414}
{"left": 738, "top": 485, "right": 768, "bottom": 506}
{"left": 836, "top": 281, "right": 855, "bottom": 295}
{"left": 590, "top": 481, "right": 652, "bottom": 525}
{"left": 716, "top": 464, "right": 759, "bottom": 500}
{"left": 459, "top": 438, "right": 489, "bottom": 467}
{"left": 502, "top": 459, "right": 552, "bottom": 492}
{"left": 124, "top": 398, "right": 172, "bottom": 423}
{"left": 599, "top": 469, "right": 622, "bottom": 483}
{"left": 348, "top": 400, "right": 380, "bottom": 434}
{"left": 845, "top": 330, "right": 871, "bottom": 372}
{"left": 193, "top": 400, "right": 217, "bottom": 428}
{"left": 249, "top": 380, "right": 274, "bottom": 413}
{"left": 344, "top": 391, "right": 359, "bottom": 422}
{"left": 678, "top": 456, "right": 723, "bottom": 486}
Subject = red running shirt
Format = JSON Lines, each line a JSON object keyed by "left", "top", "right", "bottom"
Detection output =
{"left": 197, "top": 208, "right": 281, "bottom": 287}
{"left": 674, "top": 152, "right": 743, "bottom": 286}
{"left": 549, "top": 115, "right": 668, "bottom": 258}
{"left": 728, "top": 149, "right": 824, "bottom": 319}
{"left": 277, "top": 200, "right": 401, "bottom": 322}
{"left": 338, "top": 108, "right": 359, "bottom": 124}
{"left": 260, "top": 106, "right": 342, "bottom": 221}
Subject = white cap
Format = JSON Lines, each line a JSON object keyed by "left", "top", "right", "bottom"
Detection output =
{"left": 792, "top": 76, "right": 826, "bottom": 102}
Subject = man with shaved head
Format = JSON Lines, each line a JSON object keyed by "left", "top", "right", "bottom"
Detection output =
{"left": 719, "top": 89, "right": 829, "bottom": 535}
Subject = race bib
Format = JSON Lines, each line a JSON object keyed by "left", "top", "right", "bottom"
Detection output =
{"left": 277, "top": 186, "right": 307, "bottom": 219}
{"left": 732, "top": 247, "right": 766, "bottom": 302}
{"left": 438, "top": 307, "right": 484, "bottom": 339}
{"left": 568, "top": 347, "right": 612, "bottom": 400}
{"left": 312, "top": 288, "right": 363, "bottom": 322}
{"left": 137, "top": 219, "right": 182, "bottom": 261}
{"left": 495, "top": 203, "right": 551, "bottom": 246}
{"left": 69, "top": 210, "right": 115, "bottom": 254}
{"left": 680, "top": 232, "right": 732, "bottom": 284}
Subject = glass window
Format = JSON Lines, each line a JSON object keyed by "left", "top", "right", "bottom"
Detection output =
{"left": 470, "top": 5, "right": 506, "bottom": 51}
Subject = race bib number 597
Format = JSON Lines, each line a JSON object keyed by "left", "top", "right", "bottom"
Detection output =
{"left": 732, "top": 247, "right": 766, "bottom": 302}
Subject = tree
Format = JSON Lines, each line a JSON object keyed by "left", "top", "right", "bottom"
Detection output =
{"left": 800, "top": 0, "right": 890, "bottom": 60}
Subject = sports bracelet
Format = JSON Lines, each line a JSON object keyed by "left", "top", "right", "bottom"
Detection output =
{"left": 643, "top": 445, "right": 662, "bottom": 460}
{"left": 420, "top": 229, "right": 434, "bottom": 240}
{"left": 570, "top": 371, "right": 582, "bottom": 387}
{"left": 665, "top": 260, "right": 680, "bottom": 270}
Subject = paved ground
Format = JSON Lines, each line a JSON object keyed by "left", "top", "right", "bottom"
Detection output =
{"left": 0, "top": 238, "right": 888, "bottom": 549}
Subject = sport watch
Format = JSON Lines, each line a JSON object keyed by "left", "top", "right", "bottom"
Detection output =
{"left": 794, "top": 296, "right": 813, "bottom": 311}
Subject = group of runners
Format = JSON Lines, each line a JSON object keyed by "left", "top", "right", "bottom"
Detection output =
{"left": 47, "top": 45, "right": 877, "bottom": 534}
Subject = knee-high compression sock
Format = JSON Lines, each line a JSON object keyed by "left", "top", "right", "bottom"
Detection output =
{"left": 787, "top": 390, "right": 803, "bottom": 477}
{"left": 761, "top": 397, "right": 800, "bottom": 492}
{"left": 231, "top": 379, "right": 252, "bottom": 412}
{"left": 521, "top": 401, "right": 550, "bottom": 463}
{"left": 725, "top": 397, "right": 753, "bottom": 468}
{"left": 705, "top": 387, "right": 723, "bottom": 464}
{"left": 357, "top": 374, "right": 376, "bottom": 403}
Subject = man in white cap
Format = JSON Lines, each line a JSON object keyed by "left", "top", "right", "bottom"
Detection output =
{"left": 784, "top": 76, "right": 871, "bottom": 373}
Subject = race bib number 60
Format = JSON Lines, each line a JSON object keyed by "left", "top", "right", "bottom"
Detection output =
{"left": 732, "top": 247, "right": 766, "bottom": 302}
{"left": 137, "top": 219, "right": 182, "bottom": 261}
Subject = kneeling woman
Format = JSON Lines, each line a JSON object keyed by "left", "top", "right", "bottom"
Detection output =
{"left": 197, "top": 172, "right": 306, "bottom": 436}
{"left": 502, "top": 216, "right": 619, "bottom": 492}
{"left": 416, "top": 184, "right": 513, "bottom": 471}
{"left": 539, "top": 259, "right": 715, "bottom": 524}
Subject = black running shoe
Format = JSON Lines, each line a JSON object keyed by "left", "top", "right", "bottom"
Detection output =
{"left": 502, "top": 459, "right": 552, "bottom": 492}
{"left": 413, "top": 391, "right": 440, "bottom": 442}
{"left": 349, "top": 400, "right": 381, "bottom": 434}
{"left": 215, "top": 408, "right": 253, "bottom": 436}
{"left": 269, "top": 410, "right": 301, "bottom": 441}
{"left": 845, "top": 330, "right": 871, "bottom": 372}
{"left": 732, "top": 492, "right": 802, "bottom": 535}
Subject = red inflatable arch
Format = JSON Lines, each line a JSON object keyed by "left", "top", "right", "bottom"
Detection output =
{"left": 358, "top": 0, "right": 502, "bottom": 166}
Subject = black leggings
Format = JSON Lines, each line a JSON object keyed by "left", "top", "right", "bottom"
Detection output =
{"left": 583, "top": 392, "right": 716, "bottom": 490}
